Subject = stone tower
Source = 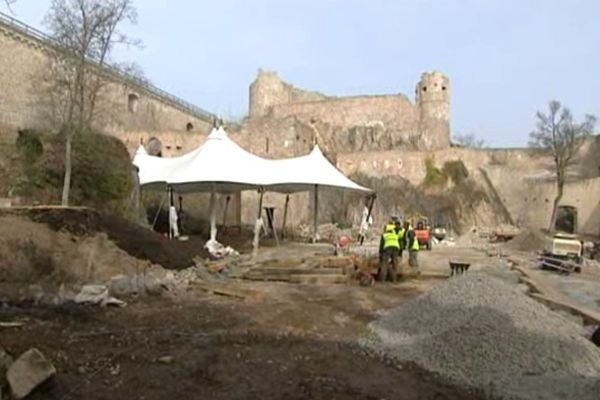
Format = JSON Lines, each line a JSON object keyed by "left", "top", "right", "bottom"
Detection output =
{"left": 249, "top": 69, "right": 289, "bottom": 118}
{"left": 416, "top": 71, "right": 450, "bottom": 149}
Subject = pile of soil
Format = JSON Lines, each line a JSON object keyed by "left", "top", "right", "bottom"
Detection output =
{"left": 1, "top": 208, "right": 204, "bottom": 271}
{"left": 505, "top": 228, "right": 547, "bottom": 252}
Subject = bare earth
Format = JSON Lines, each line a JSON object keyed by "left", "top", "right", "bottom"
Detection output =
{"left": 0, "top": 279, "right": 490, "bottom": 400}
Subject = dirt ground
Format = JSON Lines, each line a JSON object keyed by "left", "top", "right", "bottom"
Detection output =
{"left": 0, "top": 278, "right": 491, "bottom": 400}
{"left": 4, "top": 208, "right": 596, "bottom": 400}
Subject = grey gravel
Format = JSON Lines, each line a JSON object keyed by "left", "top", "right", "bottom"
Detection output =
{"left": 363, "top": 273, "right": 600, "bottom": 400}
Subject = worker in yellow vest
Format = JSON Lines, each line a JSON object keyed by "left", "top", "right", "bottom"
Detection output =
{"left": 395, "top": 218, "right": 406, "bottom": 261}
{"left": 403, "top": 221, "right": 420, "bottom": 273}
{"left": 378, "top": 222, "right": 400, "bottom": 282}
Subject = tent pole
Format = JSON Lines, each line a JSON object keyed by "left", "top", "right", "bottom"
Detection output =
{"left": 222, "top": 195, "right": 231, "bottom": 228}
{"left": 281, "top": 194, "right": 290, "bottom": 239}
{"left": 313, "top": 185, "right": 319, "bottom": 244}
{"left": 252, "top": 187, "right": 265, "bottom": 259}
{"left": 152, "top": 187, "right": 167, "bottom": 230}
{"left": 209, "top": 184, "right": 217, "bottom": 242}
{"left": 168, "top": 186, "right": 174, "bottom": 240}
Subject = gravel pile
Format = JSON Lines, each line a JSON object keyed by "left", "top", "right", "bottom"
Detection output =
{"left": 364, "top": 273, "right": 600, "bottom": 399}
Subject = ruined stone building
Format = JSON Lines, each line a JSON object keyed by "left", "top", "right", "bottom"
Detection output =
{"left": 1, "top": 12, "right": 598, "bottom": 236}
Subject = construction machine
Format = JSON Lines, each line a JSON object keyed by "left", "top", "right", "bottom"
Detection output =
{"left": 408, "top": 213, "right": 433, "bottom": 250}
{"left": 539, "top": 233, "right": 583, "bottom": 274}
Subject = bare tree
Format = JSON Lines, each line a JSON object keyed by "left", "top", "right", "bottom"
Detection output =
{"left": 2, "top": 0, "right": 16, "bottom": 12}
{"left": 44, "top": 0, "right": 139, "bottom": 206}
{"left": 452, "top": 133, "right": 485, "bottom": 148}
{"left": 529, "top": 100, "right": 596, "bottom": 232}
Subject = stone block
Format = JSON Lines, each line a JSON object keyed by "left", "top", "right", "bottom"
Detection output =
{"left": 6, "top": 348, "right": 56, "bottom": 399}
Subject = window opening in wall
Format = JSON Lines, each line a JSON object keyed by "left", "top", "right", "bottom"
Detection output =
{"left": 422, "top": 86, "right": 427, "bottom": 92}
{"left": 442, "top": 86, "right": 447, "bottom": 91}
{"left": 128, "top": 93, "right": 139, "bottom": 113}
{"left": 186, "top": 122, "right": 194, "bottom": 132}
{"left": 555, "top": 205, "right": 578, "bottom": 234}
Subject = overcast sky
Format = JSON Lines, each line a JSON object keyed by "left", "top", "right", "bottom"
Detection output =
{"left": 5, "top": 0, "right": 600, "bottom": 147}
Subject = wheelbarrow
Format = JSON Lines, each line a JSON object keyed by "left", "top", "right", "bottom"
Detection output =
{"left": 449, "top": 261, "right": 471, "bottom": 276}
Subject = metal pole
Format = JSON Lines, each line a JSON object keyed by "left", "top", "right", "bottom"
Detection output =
{"left": 168, "top": 186, "right": 174, "bottom": 240}
{"left": 151, "top": 187, "right": 167, "bottom": 230}
{"left": 313, "top": 185, "right": 319, "bottom": 243}
{"left": 252, "top": 188, "right": 265, "bottom": 259}
{"left": 222, "top": 195, "right": 231, "bottom": 227}
{"left": 281, "top": 194, "right": 290, "bottom": 239}
{"left": 360, "top": 193, "right": 377, "bottom": 246}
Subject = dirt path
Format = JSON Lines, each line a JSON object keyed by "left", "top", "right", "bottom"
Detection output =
{"left": 0, "top": 281, "right": 490, "bottom": 400}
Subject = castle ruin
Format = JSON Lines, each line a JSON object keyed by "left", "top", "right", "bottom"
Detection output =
{"left": 1, "top": 11, "right": 599, "bottom": 236}
{"left": 248, "top": 69, "right": 450, "bottom": 151}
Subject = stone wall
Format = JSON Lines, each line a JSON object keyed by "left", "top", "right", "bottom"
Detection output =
{"left": 338, "top": 144, "right": 600, "bottom": 236}
{"left": 247, "top": 70, "right": 450, "bottom": 152}
{"left": 0, "top": 16, "right": 214, "bottom": 138}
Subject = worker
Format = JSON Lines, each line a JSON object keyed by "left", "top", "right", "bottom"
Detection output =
{"left": 404, "top": 221, "right": 420, "bottom": 273}
{"left": 395, "top": 218, "right": 406, "bottom": 261}
{"left": 378, "top": 221, "right": 400, "bottom": 282}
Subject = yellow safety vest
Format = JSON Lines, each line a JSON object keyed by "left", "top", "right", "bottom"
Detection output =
{"left": 382, "top": 231, "right": 400, "bottom": 249}
{"left": 397, "top": 228, "right": 406, "bottom": 249}
{"left": 406, "top": 229, "right": 419, "bottom": 251}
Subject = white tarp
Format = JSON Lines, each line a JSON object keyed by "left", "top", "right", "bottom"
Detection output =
{"left": 133, "top": 127, "right": 371, "bottom": 194}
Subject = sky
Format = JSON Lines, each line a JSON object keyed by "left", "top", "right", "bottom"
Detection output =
{"left": 4, "top": 0, "right": 600, "bottom": 148}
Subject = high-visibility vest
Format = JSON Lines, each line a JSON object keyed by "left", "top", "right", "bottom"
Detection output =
{"left": 397, "top": 228, "right": 406, "bottom": 249}
{"left": 382, "top": 231, "right": 400, "bottom": 249}
{"left": 384, "top": 223, "right": 396, "bottom": 232}
{"left": 406, "top": 228, "right": 419, "bottom": 251}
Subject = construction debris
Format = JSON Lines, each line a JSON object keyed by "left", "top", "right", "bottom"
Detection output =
{"left": 74, "top": 285, "right": 127, "bottom": 307}
{"left": 6, "top": 348, "right": 56, "bottom": 399}
{"left": 364, "top": 273, "right": 600, "bottom": 400}
{"left": 204, "top": 239, "right": 239, "bottom": 259}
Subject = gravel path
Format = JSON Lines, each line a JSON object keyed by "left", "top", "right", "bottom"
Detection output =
{"left": 363, "top": 273, "right": 600, "bottom": 399}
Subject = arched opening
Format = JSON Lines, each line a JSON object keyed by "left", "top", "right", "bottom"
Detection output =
{"left": 186, "top": 122, "right": 194, "bottom": 132}
{"left": 555, "top": 205, "right": 578, "bottom": 233}
{"left": 146, "top": 137, "right": 163, "bottom": 157}
{"left": 128, "top": 93, "right": 139, "bottom": 113}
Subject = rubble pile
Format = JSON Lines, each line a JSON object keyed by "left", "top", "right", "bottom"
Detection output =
{"left": 364, "top": 273, "right": 600, "bottom": 400}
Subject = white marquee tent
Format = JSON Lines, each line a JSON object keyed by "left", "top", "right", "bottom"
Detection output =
{"left": 133, "top": 127, "right": 373, "bottom": 252}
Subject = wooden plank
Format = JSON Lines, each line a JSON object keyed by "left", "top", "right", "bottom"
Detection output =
{"left": 288, "top": 275, "right": 349, "bottom": 285}
{"left": 196, "top": 283, "right": 263, "bottom": 300}
{"left": 514, "top": 265, "right": 600, "bottom": 325}
{"left": 530, "top": 293, "right": 600, "bottom": 325}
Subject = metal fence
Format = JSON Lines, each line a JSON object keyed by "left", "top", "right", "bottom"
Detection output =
{"left": 0, "top": 10, "right": 216, "bottom": 122}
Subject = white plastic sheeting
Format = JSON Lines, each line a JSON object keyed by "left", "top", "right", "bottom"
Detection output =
{"left": 133, "top": 127, "right": 371, "bottom": 194}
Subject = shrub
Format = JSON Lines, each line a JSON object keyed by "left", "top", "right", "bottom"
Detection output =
{"left": 424, "top": 157, "right": 447, "bottom": 187}
{"left": 442, "top": 160, "right": 469, "bottom": 185}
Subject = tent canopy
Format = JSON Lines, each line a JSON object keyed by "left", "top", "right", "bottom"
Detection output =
{"left": 133, "top": 127, "right": 372, "bottom": 194}
{"left": 264, "top": 145, "right": 370, "bottom": 193}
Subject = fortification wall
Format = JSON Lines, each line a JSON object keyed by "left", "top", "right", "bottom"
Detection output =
{"left": 0, "top": 17, "right": 213, "bottom": 137}
{"left": 338, "top": 146, "right": 600, "bottom": 235}
{"left": 269, "top": 95, "right": 419, "bottom": 135}
{"left": 248, "top": 69, "right": 450, "bottom": 151}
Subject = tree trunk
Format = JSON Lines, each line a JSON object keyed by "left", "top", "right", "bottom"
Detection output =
{"left": 548, "top": 178, "right": 564, "bottom": 232}
{"left": 61, "top": 132, "right": 73, "bottom": 206}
